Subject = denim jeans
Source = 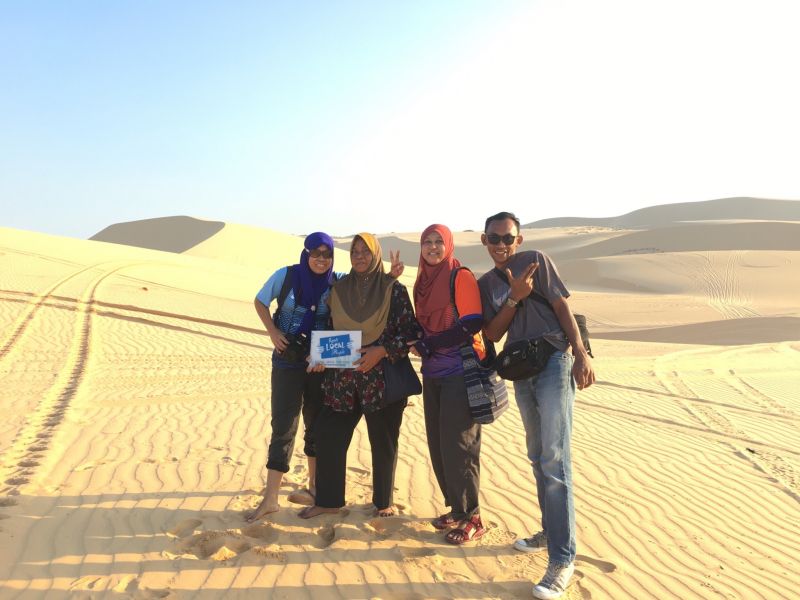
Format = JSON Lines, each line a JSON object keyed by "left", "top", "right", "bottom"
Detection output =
{"left": 513, "top": 350, "right": 576, "bottom": 564}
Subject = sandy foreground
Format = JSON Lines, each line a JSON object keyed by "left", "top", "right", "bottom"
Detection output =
{"left": 1, "top": 217, "right": 799, "bottom": 599}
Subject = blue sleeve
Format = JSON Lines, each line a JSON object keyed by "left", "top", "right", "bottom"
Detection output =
{"left": 255, "top": 267, "right": 288, "bottom": 307}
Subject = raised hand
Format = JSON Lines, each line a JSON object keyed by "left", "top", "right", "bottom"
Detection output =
{"left": 506, "top": 262, "right": 539, "bottom": 302}
{"left": 389, "top": 250, "right": 404, "bottom": 278}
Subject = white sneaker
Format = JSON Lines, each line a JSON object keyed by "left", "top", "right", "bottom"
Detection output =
{"left": 513, "top": 530, "right": 547, "bottom": 553}
{"left": 532, "top": 562, "right": 574, "bottom": 599}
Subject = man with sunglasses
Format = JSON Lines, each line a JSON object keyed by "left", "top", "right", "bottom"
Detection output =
{"left": 478, "top": 211, "right": 594, "bottom": 599}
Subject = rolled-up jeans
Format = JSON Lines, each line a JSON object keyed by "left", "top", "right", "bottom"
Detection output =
{"left": 512, "top": 349, "right": 576, "bottom": 565}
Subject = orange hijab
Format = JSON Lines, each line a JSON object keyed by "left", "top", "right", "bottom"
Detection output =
{"left": 413, "top": 224, "right": 461, "bottom": 334}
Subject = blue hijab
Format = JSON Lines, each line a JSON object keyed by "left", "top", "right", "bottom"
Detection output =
{"left": 294, "top": 232, "right": 335, "bottom": 335}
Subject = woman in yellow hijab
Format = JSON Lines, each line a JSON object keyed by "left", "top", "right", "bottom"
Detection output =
{"left": 300, "top": 233, "right": 422, "bottom": 518}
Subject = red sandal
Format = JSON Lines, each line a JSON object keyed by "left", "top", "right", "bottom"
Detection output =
{"left": 445, "top": 514, "right": 486, "bottom": 545}
{"left": 432, "top": 512, "right": 458, "bottom": 530}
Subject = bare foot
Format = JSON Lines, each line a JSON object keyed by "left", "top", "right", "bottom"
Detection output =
{"left": 246, "top": 496, "right": 279, "bottom": 522}
{"left": 298, "top": 505, "right": 340, "bottom": 519}
{"left": 287, "top": 488, "right": 315, "bottom": 506}
{"left": 374, "top": 505, "right": 397, "bottom": 517}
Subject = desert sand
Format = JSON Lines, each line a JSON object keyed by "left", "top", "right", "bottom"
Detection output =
{"left": 1, "top": 200, "right": 799, "bottom": 599}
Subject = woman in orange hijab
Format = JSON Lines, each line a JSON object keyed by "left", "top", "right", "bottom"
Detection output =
{"left": 412, "top": 224, "right": 487, "bottom": 544}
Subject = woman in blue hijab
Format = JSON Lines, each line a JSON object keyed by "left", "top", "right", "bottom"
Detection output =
{"left": 248, "top": 232, "right": 337, "bottom": 520}
{"left": 248, "top": 232, "right": 404, "bottom": 520}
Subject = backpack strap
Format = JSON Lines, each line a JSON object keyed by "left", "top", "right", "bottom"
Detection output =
{"left": 274, "top": 265, "right": 295, "bottom": 318}
{"left": 449, "top": 266, "right": 470, "bottom": 319}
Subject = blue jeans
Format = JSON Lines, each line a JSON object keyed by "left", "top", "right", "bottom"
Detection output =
{"left": 513, "top": 350, "right": 576, "bottom": 564}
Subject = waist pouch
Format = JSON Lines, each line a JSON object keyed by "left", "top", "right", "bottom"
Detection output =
{"left": 496, "top": 338, "right": 556, "bottom": 381}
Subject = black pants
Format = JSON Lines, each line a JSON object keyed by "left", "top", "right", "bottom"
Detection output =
{"left": 423, "top": 373, "right": 481, "bottom": 520}
{"left": 267, "top": 367, "right": 324, "bottom": 473}
{"left": 314, "top": 400, "right": 407, "bottom": 510}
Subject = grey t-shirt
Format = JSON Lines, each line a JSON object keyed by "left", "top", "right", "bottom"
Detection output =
{"left": 478, "top": 250, "right": 570, "bottom": 351}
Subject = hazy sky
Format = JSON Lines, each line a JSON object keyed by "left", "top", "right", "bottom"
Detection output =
{"left": 2, "top": 0, "right": 799, "bottom": 238}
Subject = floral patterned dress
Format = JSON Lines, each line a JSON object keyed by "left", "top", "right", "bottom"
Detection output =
{"left": 322, "top": 281, "right": 422, "bottom": 414}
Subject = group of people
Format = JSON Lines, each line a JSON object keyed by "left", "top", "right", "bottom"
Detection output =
{"left": 248, "top": 212, "right": 595, "bottom": 600}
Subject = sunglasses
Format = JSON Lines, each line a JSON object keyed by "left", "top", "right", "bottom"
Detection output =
{"left": 486, "top": 233, "right": 517, "bottom": 245}
{"left": 309, "top": 249, "right": 333, "bottom": 259}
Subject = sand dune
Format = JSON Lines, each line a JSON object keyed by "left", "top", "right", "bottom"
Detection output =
{"left": 91, "top": 216, "right": 226, "bottom": 253}
{"left": 2, "top": 203, "right": 799, "bottom": 599}
{"left": 525, "top": 196, "right": 800, "bottom": 229}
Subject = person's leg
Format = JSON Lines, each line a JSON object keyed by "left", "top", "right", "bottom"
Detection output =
{"left": 422, "top": 376, "right": 450, "bottom": 511}
{"left": 300, "top": 405, "right": 361, "bottom": 518}
{"left": 248, "top": 367, "right": 305, "bottom": 520}
{"left": 437, "top": 374, "right": 481, "bottom": 521}
{"left": 300, "top": 371, "right": 324, "bottom": 497}
{"left": 365, "top": 399, "right": 407, "bottom": 512}
{"left": 533, "top": 351, "right": 577, "bottom": 566}
{"left": 513, "top": 375, "right": 547, "bottom": 533}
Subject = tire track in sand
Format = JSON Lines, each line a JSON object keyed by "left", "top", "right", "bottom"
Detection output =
{"left": 0, "top": 262, "right": 139, "bottom": 496}
{"left": 654, "top": 345, "right": 800, "bottom": 504}
{"left": 694, "top": 251, "right": 760, "bottom": 320}
{"left": 0, "top": 263, "right": 101, "bottom": 362}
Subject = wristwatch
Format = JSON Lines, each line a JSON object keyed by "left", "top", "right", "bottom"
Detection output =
{"left": 505, "top": 296, "right": 519, "bottom": 309}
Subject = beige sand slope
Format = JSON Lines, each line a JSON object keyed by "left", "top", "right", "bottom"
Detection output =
{"left": 1, "top": 202, "right": 800, "bottom": 599}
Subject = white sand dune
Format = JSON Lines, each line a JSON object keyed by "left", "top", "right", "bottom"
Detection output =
{"left": 525, "top": 196, "right": 800, "bottom": 229}
{"left": 2, "top": 202, "right": 799, "bottom": 599}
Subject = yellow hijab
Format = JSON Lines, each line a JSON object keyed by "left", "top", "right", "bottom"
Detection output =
{"left": 329, "top": 233, "right": 396, "bottom": 345}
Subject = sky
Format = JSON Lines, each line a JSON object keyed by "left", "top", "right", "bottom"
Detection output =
{"left": 2, "top": 0, "right": 799, "bottom": 239}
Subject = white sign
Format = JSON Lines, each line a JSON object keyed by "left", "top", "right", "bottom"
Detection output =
{"left": 310, "top": 330, "right": 362, "bottom": 369}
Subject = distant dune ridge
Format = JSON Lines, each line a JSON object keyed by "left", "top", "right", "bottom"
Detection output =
{"left": 1, "top": 197, "right": 799, "bottom": 599}
{"left": 524, "top": 196, "right": 800, "bottom": 229}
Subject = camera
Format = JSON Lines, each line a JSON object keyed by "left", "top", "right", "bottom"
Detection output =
{"left": 279, "top": 332, "right": 311, "bottom": 364}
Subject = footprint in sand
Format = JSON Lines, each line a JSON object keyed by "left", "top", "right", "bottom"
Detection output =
{"left": 0, "top": 497, "right": 18, "bottom": 507}
{"left": 480, "top": 523, "right": 515, "bottom": 545}
{"left": 316, "top": 524, "right": 336, "bottom": 548}
{"left": 18, "top": 459, "right": 39, "bottom": 468}
{"left": 5, "top": 476, "right": 28, "bottom": 486}
{"left": 166, "top": 518, "right": 202, "bottom": 539}
{"left": 366, "top": 517, "right": 409, "bottom": 537}
{"left": 173, "top": 531, "right": 252, "bottom": 561}
{"left": 576, "top": 554, "right": 618, "bottom": 573}
{"left": 398, "top": 546, "right": 437, "bottom": 560}
{"left": 241, "top": 523, "right": 278, "bottom": 543}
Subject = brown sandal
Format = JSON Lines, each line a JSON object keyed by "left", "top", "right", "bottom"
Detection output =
{"left": 445, "top": 515, "right": 486, "bottom": 545}
{"left": 432, "top": 513, "right": 458, "bottom": 530}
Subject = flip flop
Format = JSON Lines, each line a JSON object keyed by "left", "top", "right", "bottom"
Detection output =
{"left": 445, "top": 515, "right": 486, "bottom": 545}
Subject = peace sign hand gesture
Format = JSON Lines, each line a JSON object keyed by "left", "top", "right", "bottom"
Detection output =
{"left": 389, "top": 250, "right": 404, "bottom": 278}
{"left": 506, "top": 262, "right": 539, "bottom": 302}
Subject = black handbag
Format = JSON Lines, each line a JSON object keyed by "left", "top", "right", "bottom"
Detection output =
{"left": 495, "top": 337, "right": 556, "bottom": 381}
{"left": 382, "top": 355, "right": 422, "bottom": 403}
